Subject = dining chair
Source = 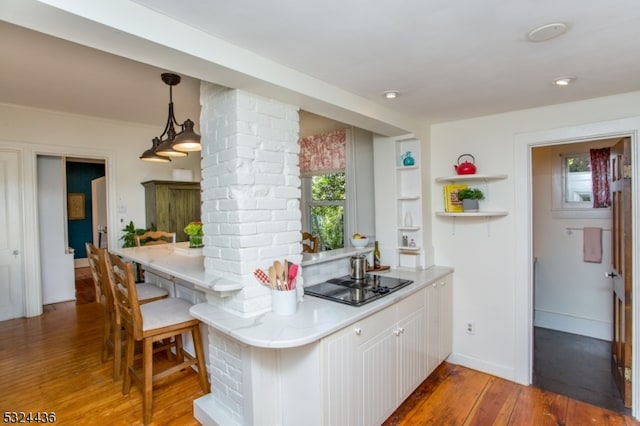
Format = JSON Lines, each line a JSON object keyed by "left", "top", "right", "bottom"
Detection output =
{"left": 134, "top": 230, "right": 176, "bottom": 247}
{"left": 301, "top": 231, "right": 320, "bottom": 253}
{"left": 85, "top": 243, "right": 169, "bottom": 380}
{"left": 105, "top": 251, "right": 209, "bottom": 425}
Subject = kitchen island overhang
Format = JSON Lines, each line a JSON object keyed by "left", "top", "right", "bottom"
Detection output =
{"left": 112, "top": 243, "right": 453, "bottom": 425}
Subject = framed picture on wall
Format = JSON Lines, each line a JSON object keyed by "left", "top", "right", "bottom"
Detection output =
{"left": 68, "top": 193, "right": 85, "bottom": 220}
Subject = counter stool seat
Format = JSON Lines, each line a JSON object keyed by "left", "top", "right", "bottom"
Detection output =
{"left": 106, "top": 251, "right": 209, "bottom": 425}
{"left": 86, "top": 243, "right": 169, "bottom": 381}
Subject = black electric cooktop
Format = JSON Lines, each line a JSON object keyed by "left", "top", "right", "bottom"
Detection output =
{"left": 304, "top": 274, "right": 414, "bottom": 306}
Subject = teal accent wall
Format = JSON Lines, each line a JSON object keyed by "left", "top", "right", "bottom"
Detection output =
{"left": 66, "top": 162, "right": 105, "bottom": 258}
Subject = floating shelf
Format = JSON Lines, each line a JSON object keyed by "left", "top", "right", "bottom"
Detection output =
{"left": 398, "top": 245, "right": 421, "bottom": 251}
{"left": 436, "top": 211, "right": 508, "bottom": 217}
{"left": 398, "top": 226, "right": 420, "bottom": 231}
{"left": 397, "top": 195, "right": 420, "bottom": 201}
{"left": 435, "top": 174, "right": 507, "bottom": 183}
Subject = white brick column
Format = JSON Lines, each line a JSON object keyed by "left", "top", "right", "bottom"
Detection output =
{"left": 199, "top": 84, "right": 301, "bottom": 316}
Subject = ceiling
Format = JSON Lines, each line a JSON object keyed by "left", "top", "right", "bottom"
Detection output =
{"left": 2, "top": 0, "right": 640, "bottom": 134}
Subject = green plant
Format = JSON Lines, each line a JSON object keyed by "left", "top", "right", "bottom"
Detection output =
{"left": 457, "top": 188, "right": 485, "bottom": 200}
{"left": 120, "top": 220, "right": 149, "bottom": 248}
{"left": 184, "top": 221, "right": 203, "bottom": 236}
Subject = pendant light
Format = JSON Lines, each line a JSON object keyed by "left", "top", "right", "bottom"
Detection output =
{"left": 140, "top": 72, "right": 201, "bottom": 162}
{"left": 140, "top": 137, "right": 171, "bottom": 162}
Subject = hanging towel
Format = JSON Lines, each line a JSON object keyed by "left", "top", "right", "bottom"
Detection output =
{"left": 583, "top": 227, "right": 602, "bottom": 263}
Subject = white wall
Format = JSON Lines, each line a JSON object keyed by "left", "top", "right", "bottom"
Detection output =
{"left": 532, "top": 143, "right": 613, "bottom": 340}
{"left": 430, "top": 90, "right": 640, "bottom": 383}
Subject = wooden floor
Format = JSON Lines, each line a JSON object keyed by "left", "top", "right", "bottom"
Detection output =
{"left": 1, "top": 302, "right": 639, "bottom": 426}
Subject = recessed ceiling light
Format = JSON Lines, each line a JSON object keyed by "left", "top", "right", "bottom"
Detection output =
{"left": 552, "top": 76, "right": 576, "bottom": 86}
{"left": 383, "top": 91, "right": 399, "bottom": 99}
{"left": 527, "top": 22, "right": 568, "bottom": 42}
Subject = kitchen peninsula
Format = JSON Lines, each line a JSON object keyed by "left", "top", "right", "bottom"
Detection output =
{"left": 112, "top": 243, "right": 453, "bottom": 425}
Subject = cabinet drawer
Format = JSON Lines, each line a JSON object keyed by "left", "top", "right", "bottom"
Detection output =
{"left": 356, "top": 304, "right": 396, "bottom": 342}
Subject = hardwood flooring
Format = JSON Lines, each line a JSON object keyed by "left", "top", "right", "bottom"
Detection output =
{"left": 1, "top": 301, "right": 639, "bottom": 425}
{"left": 74, "top": 266, "right": 96, "bottom": 304}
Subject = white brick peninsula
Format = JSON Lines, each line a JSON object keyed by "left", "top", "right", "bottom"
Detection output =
{"left": 113, "top": 84, "right": 454, "bottom": 425}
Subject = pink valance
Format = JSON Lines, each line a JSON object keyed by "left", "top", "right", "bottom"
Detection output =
{"left": 299, "top": 129, "right": 346, "bottom": 176}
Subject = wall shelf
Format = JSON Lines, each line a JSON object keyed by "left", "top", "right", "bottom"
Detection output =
{"left": 435, "top": 174, "right": 507, "bottom": 183}
{"left": 435, "top": 211, "right": 508, "bottom": 217}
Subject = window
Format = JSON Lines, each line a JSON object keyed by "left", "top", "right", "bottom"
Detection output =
{"left": 302, "top": 172, "right": 345, "bottom": 251}
{"left": 562, "top": 153, "right": 592, "bottom": 207}
{"left": 550, "top": 147, "right": 611, "bottom": 219}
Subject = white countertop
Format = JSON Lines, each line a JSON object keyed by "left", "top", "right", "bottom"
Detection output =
{"left": 111, "top": 242, "right": 242, "bottom": 291}
{"left": 190, "top": 266, "right": 453, "bottom": 349}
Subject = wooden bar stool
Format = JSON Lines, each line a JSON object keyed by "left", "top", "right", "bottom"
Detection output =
{"left": 134, "top": 230, "right": 176, "bottom": 246}
{"left": 105, "top": 251, "right": 209, "bottom": 425}
{"left": 85, "top": 243, "right": 169, "bottom": 380}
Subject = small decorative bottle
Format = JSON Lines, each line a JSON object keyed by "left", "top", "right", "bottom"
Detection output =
{"left": 404, "top": 212, "right": 413, "bottom": 227}
{"left": 409, "top": 238, "right": 416, "bottom": 247}
{"left": 373, "top": 240, "right": 381, "bottom": 269}
{"left": 401, "top": 151, "right": 415, "bottom": 166}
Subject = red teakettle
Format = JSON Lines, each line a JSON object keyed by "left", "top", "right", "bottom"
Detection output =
{"left": 454, "top": 154, "right": 477, "bottom": 175}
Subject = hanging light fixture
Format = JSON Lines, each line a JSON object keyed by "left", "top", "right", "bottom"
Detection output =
{"left": 140, "top": 72, "right": 201, "bottom": 162}
{"left": 140, "top": 137, "right": 171, "bottom": 162}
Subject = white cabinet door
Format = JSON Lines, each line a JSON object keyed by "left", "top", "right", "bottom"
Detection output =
{"left": 320, "top": 280, "right": 448, "bottom": 426}
{"left": 321, "top": 321, "right": 361, "bottom": 426}
{"left": 438, "top": 275, "right": 453, "bottom": 362}
{"left": 426, "top": 281, "right": 441, "bottom": 374}
{"left": 426, "top": 274, "right": 454, "bottom": 371}
{"left": 397, "top": 291, "right": 427, "bottom": 402}
{"left": 358, "top": 305, "right": 397, "bottom": 426}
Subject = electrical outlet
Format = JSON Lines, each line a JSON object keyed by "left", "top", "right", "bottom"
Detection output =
{"left": 466, "top": 321, "right": 475, "bottom": 335}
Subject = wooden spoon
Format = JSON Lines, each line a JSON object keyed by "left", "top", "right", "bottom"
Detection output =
{"left": 268, "top": 266, "right": 277, "bottom": 290}
{"left": 274, "top": 261, "right": 284, "bottom": 290}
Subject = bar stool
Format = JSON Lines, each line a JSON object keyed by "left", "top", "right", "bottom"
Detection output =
{"left": 134, "top": 230, "right": 176, "bottom": 247}
{"left": 105, "top": 251, "right": 209, "bottom": 425}
{"left": 85, "top": 243, "right": 169, "bottom": 380}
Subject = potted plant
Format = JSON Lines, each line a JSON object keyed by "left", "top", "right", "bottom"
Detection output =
{"left": 120, "top": 220, "right": 149, "bottom": 248}
{"left": 184, "top": 221, "right": 204, "bottom": 248}
{"left": 457, "top": 188, "right": 484, "bottom": 212}
{"left": 120, "top": 220, "right": 149, "bottom": 282}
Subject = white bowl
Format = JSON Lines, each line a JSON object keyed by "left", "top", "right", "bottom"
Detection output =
{"left": 350, "top": 237, "right": 369, "bottom": 248}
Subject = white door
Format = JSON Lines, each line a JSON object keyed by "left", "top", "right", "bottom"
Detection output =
{"left": 91, "top": 176, "right": 107, "bottom": 248}
{"left": 0, "top": 150, "right": 24, "bottom": 320}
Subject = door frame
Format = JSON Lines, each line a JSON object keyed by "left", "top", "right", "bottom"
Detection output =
{"left": 0, "top": 140, "right": 117, "bottom": 318}
{"left": 514, "top": 116, "right": 640, "bottom": 417}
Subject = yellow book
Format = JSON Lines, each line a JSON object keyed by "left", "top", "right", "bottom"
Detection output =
{"left": 443, "top": 184, "right": 467, "bottom": 212}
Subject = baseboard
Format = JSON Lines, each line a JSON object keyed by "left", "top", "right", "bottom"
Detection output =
{"left": 74, "top": 258, "right": 89, "bottom": 268}
{"left": 446, "top": 352, "right": 518, "bottom": 384}
{"left": 534, "top": 309, "right": 611, "bottom": 341}
{"left": 194, "top": 394, "right": 233, "bottom": 426}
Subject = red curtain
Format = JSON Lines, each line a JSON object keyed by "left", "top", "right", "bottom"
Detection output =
{"left": 299, "top": 130, "right": 346, "bottom": 176}
{"left": 590, "top": 147, "right": 610, "bottom": 208}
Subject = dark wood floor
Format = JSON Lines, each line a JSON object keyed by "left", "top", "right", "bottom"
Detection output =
{"left": 533, "top": 326, "right": 630, "bottom": 415}
{"left": 3, "top": 280, "right": 639, "bottom": 425}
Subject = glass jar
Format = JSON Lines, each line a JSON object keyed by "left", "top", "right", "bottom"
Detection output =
{"left": 189, "top": 234, "right": 204, "bottom": 248}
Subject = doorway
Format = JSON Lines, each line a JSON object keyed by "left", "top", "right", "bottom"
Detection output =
{"left": 37, "top": 155, "right": 106, "bottom": 306}
{"left": 529, "top": 136, "right": 632, "bottom": 414}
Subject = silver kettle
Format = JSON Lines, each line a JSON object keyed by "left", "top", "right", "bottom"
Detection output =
{"left": 350, "top": 255, "right": 368, "bottom": 280}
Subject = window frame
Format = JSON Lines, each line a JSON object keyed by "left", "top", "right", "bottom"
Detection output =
{"left": 301, "top": 173, "right": 346, "bottom": 251}
{"left": 551, "top": 150, "right": 611, "bottom": 219}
